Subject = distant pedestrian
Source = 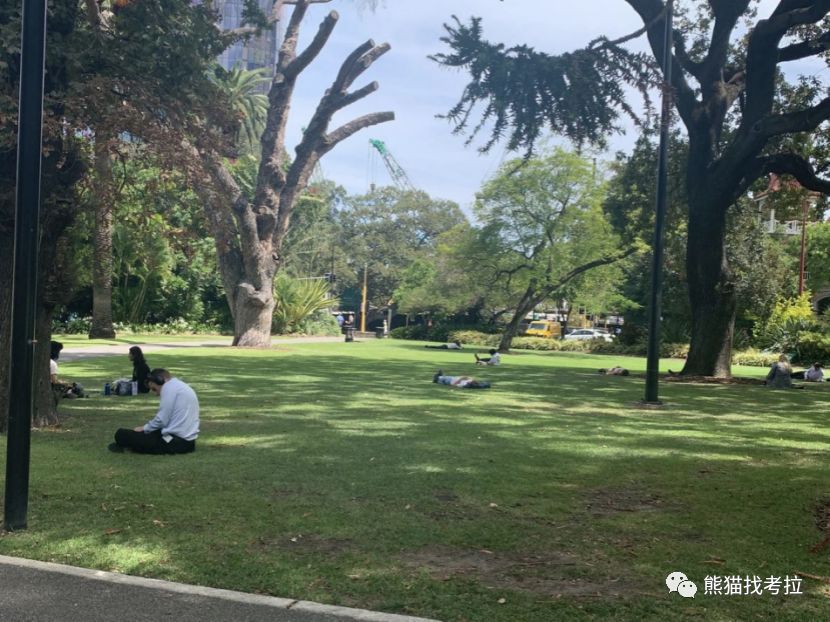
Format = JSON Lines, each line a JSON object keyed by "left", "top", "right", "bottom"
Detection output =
{"left": 343, "top": 314, "right": 355, "bottom": 342}
{"left": 336, "top": 313, "right": 345, "bottom": 328}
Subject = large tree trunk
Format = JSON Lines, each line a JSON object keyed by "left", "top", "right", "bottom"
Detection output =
{"left": 681, "top": 195, "right": 736, "bottom": 377}
{"left": 232, "top": 283, "right": 275, "bottom": 346}
{"left": 497, "top": 286, "right": 539, "bottom": 352}
{"left": 89, "top": 139, "right": 116, "bottom": 339}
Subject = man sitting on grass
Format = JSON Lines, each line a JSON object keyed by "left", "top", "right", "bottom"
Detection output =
{"left": 109, "top": 369, "right": 200, "bottom": 454}
{"left": 433, "top": 369, "right": 491, "bottom": 389}
{"left": 474, "top": 349, "right": 501, "bottom": 366}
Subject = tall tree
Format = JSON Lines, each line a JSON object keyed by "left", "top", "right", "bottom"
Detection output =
{"left": 465, "top": 148, "right": 634, "bottom": 352}
{"left": 195, "top": 0, "right": 393, "bottom": 346}
{"left": 0, "top": 0, "right": 228, "bottom": 428}
{"left": 334, "top": 187, "right": 466, "bottom": 313}
{"left": 434, "top": 1, "right": 830, "bottom": 376}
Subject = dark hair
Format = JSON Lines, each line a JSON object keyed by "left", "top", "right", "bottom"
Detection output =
{"left": 148, "top": 368, "right": 170, "bottom": 386}
{"left": 489, "top": 348, "right": 497, "bottom": 355}
{"left": 50, "top": 340, "right": 63, "bottom": 361}
{"left": 129, "top": 346, "right": 146, "bottom": 364}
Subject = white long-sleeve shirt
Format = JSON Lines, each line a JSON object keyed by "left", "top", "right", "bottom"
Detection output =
{"left": 143, "top": 378, "right": 200, "bottom": 441}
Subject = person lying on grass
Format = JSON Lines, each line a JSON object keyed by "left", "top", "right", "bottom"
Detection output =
{"left": 108, "top": 368, "right": 200, "bottom": 454}
{"left": 598, "top": 366, "right": 630, "bottom": 376}
{"left": 475, "top": 349, "right": 501, "bottom": 366}
{"left": 425, "top": 340, "right": 463, "bottom": 350}
{"left": 433, "top": 369, "right": 491, "bottom": 389}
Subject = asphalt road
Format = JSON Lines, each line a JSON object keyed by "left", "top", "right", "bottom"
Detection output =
{"left": 0, "top": 555, "right": 439, "bottom": 622}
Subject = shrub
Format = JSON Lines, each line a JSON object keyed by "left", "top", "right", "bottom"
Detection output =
{"left": 389, "top": 325, "right": 429, "bottom": 340}
{"left": 793, "top": 332, "right": 830, "bottom": 365}
{"left": 447, "top": 330, "right": 501, "bottom": 347}
{"left": 52, "top": 315, "right": 92, "bottom": 335}
{"left": 732, "top": 348, "right": 779, "bottom": 367}
{"left": 114, "top": 319, "right": 222, "bottom": 334}
{"left": 511, "top": 337, "right": 562, "bottom": 351}
{"left": 272, "top": 275, "right": 333, "bottom": 334}
{"left": 755, "top": 294, "right": 820, "bottom": 353}
{"left": 297, "top": 309, "right": 341, "bottom": 336}
{"left": 558, "top": 339, "right": 591, "bottom": 352}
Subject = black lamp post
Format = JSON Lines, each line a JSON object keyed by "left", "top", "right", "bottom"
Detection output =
{"left": 644, "top": 0, "right": 674, "bottom": 404}
{"left": 4, "top": 0, "right": 48, "bottom": 531}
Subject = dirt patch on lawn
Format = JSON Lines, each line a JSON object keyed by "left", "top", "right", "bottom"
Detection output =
{"left": 401, "top": 545, "right": 643, "bottom": 598}
{"left": 810, "top": 498, "right": 830, "bottom": 553}
{"left": 585, "top": 486, "right": 668, "bottom": 517}
{"left": 248, "top": 533, "right": 353, "bottom": 556}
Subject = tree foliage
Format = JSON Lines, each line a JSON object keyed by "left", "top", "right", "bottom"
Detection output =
{"left": 434, "top": 1, "right": 830, "bottom": 376}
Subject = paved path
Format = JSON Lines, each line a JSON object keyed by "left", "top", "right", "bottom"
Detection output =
{"left": 59, "top": 336, "right": 343, "bottom": 362}
{"left": 0, "top": 555, "right": 439, "bottom": 622}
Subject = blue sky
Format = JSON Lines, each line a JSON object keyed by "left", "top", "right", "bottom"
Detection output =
{"left": 284, "top": 0, "right": 825, "bottom": 210}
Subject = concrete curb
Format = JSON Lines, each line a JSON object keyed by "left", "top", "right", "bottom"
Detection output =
{"left": 0, "top": 555, "right": 441, "bottom": 622}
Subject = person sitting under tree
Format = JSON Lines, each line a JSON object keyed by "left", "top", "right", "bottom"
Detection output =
{"left": 765, "top": 354, "right": 799, "bottom": 389}
{"left": 433, "top": 369, "right": 491, "bottom": 389}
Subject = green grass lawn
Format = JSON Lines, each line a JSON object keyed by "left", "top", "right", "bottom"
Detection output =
{"left": 1, "top": 340, "right": 829, "bottom": 621}
{"left": 54, "top": 333, "right": 231, "bottom": 348}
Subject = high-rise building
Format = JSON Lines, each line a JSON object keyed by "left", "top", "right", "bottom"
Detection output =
{"left": 214, "top": 0, "right": 281, "bottom": 78}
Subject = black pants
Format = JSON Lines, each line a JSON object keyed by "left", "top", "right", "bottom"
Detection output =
{"left": 114, "top": 429, "right": 196, "bottom": 454}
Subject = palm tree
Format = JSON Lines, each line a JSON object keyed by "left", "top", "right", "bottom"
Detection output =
{"left": 212, "top": 65, "right": 269, "bottom": 153}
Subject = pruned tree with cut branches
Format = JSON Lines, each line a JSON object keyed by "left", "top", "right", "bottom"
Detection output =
{"left": 195, "top": 0, "right": 394, "bottom": 346}
{"left": 434, "top": 1, "right": 830, "bottom": 377}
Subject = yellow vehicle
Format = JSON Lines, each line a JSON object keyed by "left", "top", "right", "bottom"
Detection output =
{"left": 524, "top": 319, "right": 562, "bottom": 339}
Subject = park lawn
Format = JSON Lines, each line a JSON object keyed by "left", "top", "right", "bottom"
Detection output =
{"left": 1, "top": 340, "right": 828, "bottom": 621}
{"left": 55, "top": 333, "right": 231, "bottom": 348}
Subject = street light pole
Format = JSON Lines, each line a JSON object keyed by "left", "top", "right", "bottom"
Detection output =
{"left": 5, "top": 0, "right": 48, "bottom": 531}
{"left": 644, "top": 0, "right": 673, "bottom": 404}
{"left": 360, "top": 263, "right": 368, "bottom": 332}
{"left": 798, "top": 198, "right": 809, "bottom": 295}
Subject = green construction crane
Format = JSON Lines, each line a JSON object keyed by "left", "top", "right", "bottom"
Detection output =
{"left": 369, "top": 139, "right": 415, "bottom": 191}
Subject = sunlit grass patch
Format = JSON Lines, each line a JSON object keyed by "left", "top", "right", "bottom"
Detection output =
{"left": 2, "top": 339, "right": 829, "bottom": 621}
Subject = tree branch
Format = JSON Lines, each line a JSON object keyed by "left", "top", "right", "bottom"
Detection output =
{"left": 778, "top": 30, "right": 830, "bottom": 62}
{"left": 742, "top": 153, "right": 830, "bottom": 196}
{"left": 699, "top": 1, "right": 751, "bottom": 88}
{"left": 756, "top": 96, "right": 830, "bottom": 139}
{"left": 624, "top": 0, "right": 698, "bottom": 125}
{"left": 332, "top": 40, "right": 377, "bottom": 92}
{"left": 541, "top": 247, "right": 638, "bottom": 298}
{"left": 740, "top": 1, "right": 830, "bottom": 139}
{"left": 322, "top": 112, "right": 395, "bottom": 155}
{"left": 286, "top": 11, "right": 339, "bottom": 78}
